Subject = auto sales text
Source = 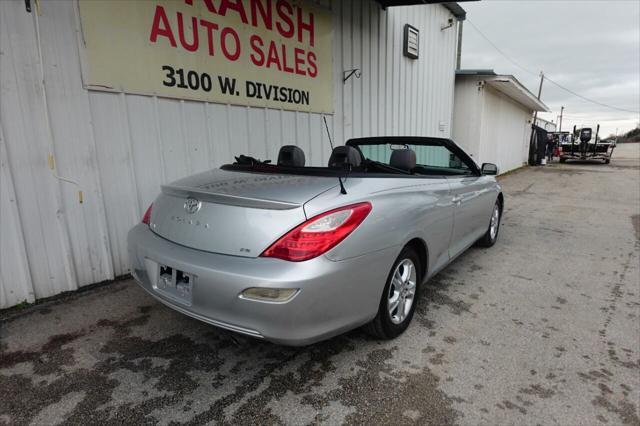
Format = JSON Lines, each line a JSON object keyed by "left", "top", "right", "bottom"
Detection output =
{"left": 149, "top": 0, "right": 319, "bottom": 78}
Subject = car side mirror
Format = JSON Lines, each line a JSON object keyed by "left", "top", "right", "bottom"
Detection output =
{"left": 481, "top": 163, "right": 498, "bottom": 175}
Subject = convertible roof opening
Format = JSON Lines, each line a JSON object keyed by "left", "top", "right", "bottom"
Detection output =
{"left": 221, "top": 137, "right": 480, "bottom": 178}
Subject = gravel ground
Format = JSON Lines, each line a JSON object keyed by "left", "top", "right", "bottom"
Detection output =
{"left": 1, "top": 144, "right": 639, "bottom": 426}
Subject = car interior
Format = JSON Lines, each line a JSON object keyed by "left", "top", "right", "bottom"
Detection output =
{"left": 223, "top": 138, "right": 481, "bottom": 178}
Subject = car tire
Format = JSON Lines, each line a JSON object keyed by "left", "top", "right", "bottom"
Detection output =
{"left": 476, "top": 200, "right": 502, "bottom": 248}
{"left": 364, "top": 246, "right": 421, "bottom": 340}
{"left": 560, "top": 158, "right": 566, "bottom": 163}
{"left": 605, "top": 159, "right": 610, "bottom": 164}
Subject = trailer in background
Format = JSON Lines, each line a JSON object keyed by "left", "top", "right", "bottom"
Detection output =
{"left": 556, "top": 125, "right": 615, "bottom": 164}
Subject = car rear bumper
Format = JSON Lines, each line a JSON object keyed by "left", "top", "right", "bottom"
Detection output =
{"left": 127, "top": 224, "right": 396, "bottom": 346}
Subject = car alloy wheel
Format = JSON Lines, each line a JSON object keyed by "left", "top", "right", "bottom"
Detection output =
{"left": 476, "top": 199, "right": 502, "bottom": 248}
{"left": 489, "top": 204, "right": 500, "bottom": 241}
{"left": 364, "top": 246, "right": 422, "bottom": 339}
{"left": 387, "top": 258, "right": 417, "bottom": 324}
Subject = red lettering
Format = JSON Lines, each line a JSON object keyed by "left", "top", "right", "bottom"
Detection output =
{"left": 293, "top": 47, "right": 306, "bottom": 76}
{"left": 307, "top": 51, "right": 317, "bottom": 77}
{"left": 249, "top": 35, "right": 265, "bottom": 66}
{"left": 281, "top": 44, "right": 294, "bottom": 73}
{"left": 219, "top": 0, "right": 248, "bottom": 24}
{"left": 184, "top": 0, "right": 217, "bottom": 14}
{"left": 275, "top": 0, "right": 294, "bottom": 39}
{"left": 200, "top": 19, "right": 219, "bottom": 56}
{"left": 149, "top": 5, "right": 176, "bottom": 47}
{"left": 266, "top": 41, "right": 282, "bottom": 71}
{"left": 250, "top": 0, "right": 272, "bottom": 29}
{"left": 297, "top": 8, "right": 314, "bottom": 47}
{"left": 220, "top": 27, "right": 241, "bottom": 61}
{"left": 177, "top": 12, "right": 199, "bottom": 52}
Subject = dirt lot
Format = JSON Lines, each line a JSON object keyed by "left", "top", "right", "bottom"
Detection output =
{"left": 2, "top": 144, "right": 639, "bottom": 426}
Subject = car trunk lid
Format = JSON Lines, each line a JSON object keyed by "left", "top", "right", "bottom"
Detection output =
{"left": 149, "top": 169, "right": 338, "bottom": 257}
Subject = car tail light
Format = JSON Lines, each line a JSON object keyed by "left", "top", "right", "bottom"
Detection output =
{"left": 141, "top": 204, "right": 153, "bottom": 225}
{"left": 261, "top": 202, "right": 372, "bottom": 262}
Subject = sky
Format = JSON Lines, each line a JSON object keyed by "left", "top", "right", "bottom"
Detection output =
{"left": 461, "top": 0, "right": 640, "bottom": 137}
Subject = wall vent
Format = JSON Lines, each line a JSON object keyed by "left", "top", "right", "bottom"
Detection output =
{"left": 403, "top": 24, "right": 419, "bottom": 59}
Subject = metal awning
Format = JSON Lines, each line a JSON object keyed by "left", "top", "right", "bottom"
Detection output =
{"left": 485, "top": 77, "right": 549, "bottom": 112}
{"left": 456, "top": 70, "right": 549, "bottom": 112}
{"left": 374, "top": 1, "right": 479, "bottom": 20}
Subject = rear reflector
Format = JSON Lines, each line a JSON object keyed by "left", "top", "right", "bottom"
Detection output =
{"left": 142, "top": 204, "right": 153, "bottom": 225}
{"left": 240, "top": 288, "right": 298, "bottom": 303}
{"left": 260, "top": 202, "right": 372, "bottom": 262}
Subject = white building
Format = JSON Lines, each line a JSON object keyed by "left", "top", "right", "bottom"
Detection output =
{"left": 0, "top": 0, "right": 467, "bottom": 308}
{"left": 534, "top": 117, "right": 557, "bottom": 132}
{"left": 452, "top": 70, "right": 549, "bottom": 173}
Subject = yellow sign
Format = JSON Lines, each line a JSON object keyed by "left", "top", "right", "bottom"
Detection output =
{"left": 78, "top": 0, "right": 333, "bottom": 113}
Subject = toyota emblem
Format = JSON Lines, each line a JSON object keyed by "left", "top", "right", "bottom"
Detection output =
{"left": 184, "top": 197, "right": 202, "bottom": 214}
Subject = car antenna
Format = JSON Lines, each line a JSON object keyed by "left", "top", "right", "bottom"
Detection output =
{"left": 323, "top": 115, "right": 335, "bottom": 151}
{"left": 323, "top": 116, "right": 348, "bottom": 195}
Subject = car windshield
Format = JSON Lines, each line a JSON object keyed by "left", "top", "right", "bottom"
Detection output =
{"left": 354, "top": 142, "right": 474, "bottom": 176}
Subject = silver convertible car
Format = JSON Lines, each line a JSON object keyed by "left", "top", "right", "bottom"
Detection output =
{"left": 128, "top": 137, "right": 503, "bottom": 345}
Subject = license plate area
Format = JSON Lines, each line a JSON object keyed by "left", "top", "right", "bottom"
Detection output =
{"left": 153, "top": 264, "right": 194, "bottom": 306}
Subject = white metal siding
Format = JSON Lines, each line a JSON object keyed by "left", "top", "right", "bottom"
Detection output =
{"left": 479, "top": 85, "right": 532, "bottom": 173}
{"left": 0, "top": 0, "right": 457, "bottom": 308}
{"left": 0, "top": 122, "right": 34, "bottom": 307}
{"left": 453, "top": 76, "right": 533, "bottom": 173}
{"left": 535, "top": 118, "right": 557, "bottom": 132}
{"left": 451, "top": 77, "right": 483, "bottom": 162}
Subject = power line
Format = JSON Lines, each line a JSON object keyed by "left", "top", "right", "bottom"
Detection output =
{"left": 543, "top": 76, "right": 640, "bottom": 114}
{"left": 466, "top": 20, "right": 538, "bottom": 78}
{"left": 466, "top": 20, "right": 640, "bottom": 115}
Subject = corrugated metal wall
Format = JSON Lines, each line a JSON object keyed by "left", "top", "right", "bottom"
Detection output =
{"left": 451, "top": 77, "right": 483, "bottom": 162}
{"left": 0, "top": 0, "right": 458, "bottom": 308}
{"left": 452, "top": 76, "right": 532, "bottom": 174}
{"left": 479, "top": 86, "right": 532, "bottom": 173}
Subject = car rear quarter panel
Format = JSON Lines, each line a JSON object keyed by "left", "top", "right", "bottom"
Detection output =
{"left": 305, "top": 177, "right": 454, "bottom": 277}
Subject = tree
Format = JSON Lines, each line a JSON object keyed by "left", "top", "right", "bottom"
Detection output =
{"left": 617, "top": 127, "right": 640, "bottom": 143}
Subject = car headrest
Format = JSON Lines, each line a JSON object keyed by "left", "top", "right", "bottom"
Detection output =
{"left": 390, "top": 149, "right": 416, "bottom": 171}
{"left": 277, "top": 145, "right": 305, "bottom": 167}
{"left": 328, "top": 146, "right": 362, "bottom": 169}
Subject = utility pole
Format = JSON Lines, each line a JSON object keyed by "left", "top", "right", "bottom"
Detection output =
{"left": 558, "top": 106, "right": 564, "bottom": 132}
{"left": 528, "top": 71, "right": 545, "bottom": 166}
{"left": 532, "top": 71, "right": 545, "bottom": 124}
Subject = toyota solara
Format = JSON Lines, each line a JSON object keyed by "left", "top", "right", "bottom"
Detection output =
{"left": 128, "top": 137, "right": 503, "bottom": 345}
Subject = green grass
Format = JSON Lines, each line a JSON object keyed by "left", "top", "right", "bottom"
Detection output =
{"left": 12, "top": 299, "right": 33, "bottom": 310}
